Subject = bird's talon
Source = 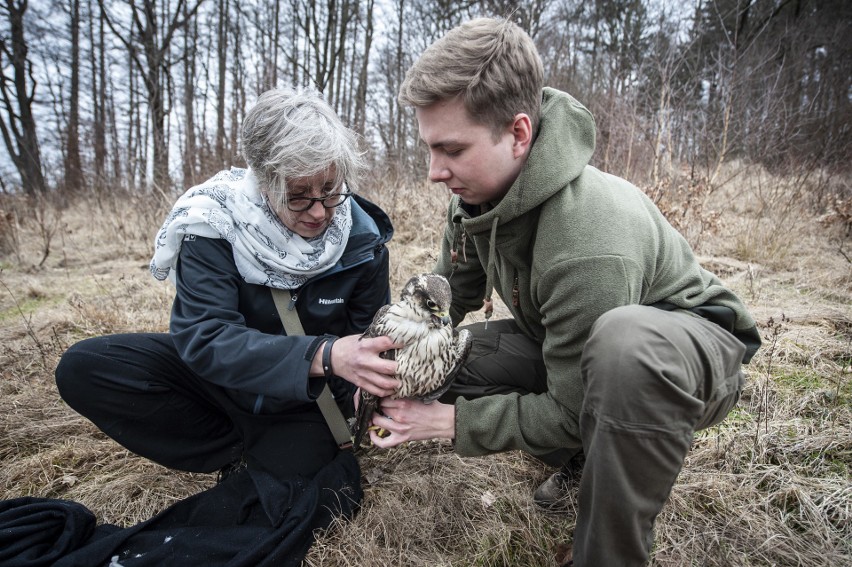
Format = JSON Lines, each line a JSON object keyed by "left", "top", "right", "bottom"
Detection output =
{"left": 368, "top": 425, "right": 391, "bottom": 438}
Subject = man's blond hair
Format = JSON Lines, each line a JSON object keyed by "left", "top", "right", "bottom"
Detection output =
{"left": 399, "top": 17, "right": 544, "bottom": 137}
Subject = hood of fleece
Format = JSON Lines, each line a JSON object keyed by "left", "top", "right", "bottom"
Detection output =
{"left": 449, "top": 88, "right": 596, "bottom": 322}
{"left": 461, "top": 87, "right": 596, "bottom": 232}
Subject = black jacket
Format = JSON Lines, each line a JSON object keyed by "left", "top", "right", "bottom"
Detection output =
{"left": 170, "top": 194, "right": 393, "bottom": 415}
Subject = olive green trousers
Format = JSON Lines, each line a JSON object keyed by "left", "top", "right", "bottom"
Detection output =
{"left": 444, "top": 305, "right": 747, "bottom": 566}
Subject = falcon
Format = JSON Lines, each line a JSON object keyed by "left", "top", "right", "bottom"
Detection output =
{"left": 351, "top": 273, "right": 473, "bottom": 451}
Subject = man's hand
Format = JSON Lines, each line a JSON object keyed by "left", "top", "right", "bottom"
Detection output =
{"left": 368, "top": 398, "right": 456, "bottom": 448}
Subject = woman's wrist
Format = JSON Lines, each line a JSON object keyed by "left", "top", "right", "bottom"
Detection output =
{"left": 308, "top": 335, "right": 338, "bottom": 378}
{"left": 321, "top": 336, "right": 337, "bottom": 378}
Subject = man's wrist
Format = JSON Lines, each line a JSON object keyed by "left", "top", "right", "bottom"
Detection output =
{"left": 442, "top": 402, "right": 456, "bottom": 440}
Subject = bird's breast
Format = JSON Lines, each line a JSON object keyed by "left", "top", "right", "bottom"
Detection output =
{"left": 394, "top": 326, "right": 456, "bottom": 398}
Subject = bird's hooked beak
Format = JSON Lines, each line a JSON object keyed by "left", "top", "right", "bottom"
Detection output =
{"left": 431, "top": 312, "right": 451, "bottom": 327}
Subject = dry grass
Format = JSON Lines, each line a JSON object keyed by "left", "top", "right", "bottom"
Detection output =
{"left": 1, "top": 166, "right": 850, "bottom": 566}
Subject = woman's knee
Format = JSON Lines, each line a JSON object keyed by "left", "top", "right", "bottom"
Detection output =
{"left": 55, "top": 337, "right": 104, "bottom": 406}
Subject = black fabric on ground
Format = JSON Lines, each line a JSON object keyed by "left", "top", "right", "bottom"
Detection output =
{"left": 0, "top": 497, "right": 98, "bottom": 567}
{"left": 0, "top": 449, "right": 361, "bottom": 567}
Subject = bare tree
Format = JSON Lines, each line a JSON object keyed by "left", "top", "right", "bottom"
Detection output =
{"left": 289, "top": 0, "right": 353, "bottom": 100}
{"left": 373, "top": 0, "right": 477, "bottom": 173}
{"left": 740, "top": 0, "right": 852, "bottom": 174}
{"left": 181, "top": 0, "right": 199, "bottom": 186}
{"left": 63, "top": 0, "right": 84, "bottom": 193}
{"left": 481, "top": 0, "right": 552, "bottom": 37}
{"left": 2, "top": 0, "right": 845, "bottom": 201}
{"left": 227, "top": 5, "right": 244, "bottom": 166}
{"left": 0, "top": 0, "right": 47, "bottom": 195}
{"left": 214, "top": 0, "right": 228, "bottom": 168}
{"left": 373, "top": 0, "right": 409, "bottom": 171}
{"left": 352, "top": 0, "right": 373, "bottom": 134}
{"left": 242, "top": 0, "right": 280, "bottom": 93}
{"left": 87, "top": 0, "right": 107, "bottom": 192}
{"left": 97, "top": 0, "right": 205, "bottom": 191}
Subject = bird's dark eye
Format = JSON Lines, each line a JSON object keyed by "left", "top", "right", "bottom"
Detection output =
{"left": 426, "top": 299, "right": 438, "bottom": 310}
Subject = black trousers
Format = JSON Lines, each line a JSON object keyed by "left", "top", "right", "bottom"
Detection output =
{"left": 54, "top": 333, "right": 338, "bottom": 478}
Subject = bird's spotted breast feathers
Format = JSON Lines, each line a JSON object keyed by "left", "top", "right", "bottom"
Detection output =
{"left": 352, "top": 272, "right": 473, "bottom": 450}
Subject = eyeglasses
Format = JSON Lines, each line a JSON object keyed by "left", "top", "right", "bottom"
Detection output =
{"left": 286, "top": 190, "right": 352, "bottom": 212}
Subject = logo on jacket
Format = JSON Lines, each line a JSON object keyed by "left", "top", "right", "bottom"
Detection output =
{"left": 319, "top": 298, "right": 345, "bottom": 305}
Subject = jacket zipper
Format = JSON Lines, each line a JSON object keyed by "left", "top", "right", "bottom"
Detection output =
{"left": 512, "top": 272, "right": 520, "bottom": 308}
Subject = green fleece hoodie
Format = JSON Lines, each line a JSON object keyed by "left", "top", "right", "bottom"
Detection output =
{"left": 435, "top": 87, "right": 761, "bottom": 458}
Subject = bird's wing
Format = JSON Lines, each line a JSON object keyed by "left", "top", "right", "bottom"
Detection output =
{"left": 416, "top": 327, "right": 473, "bottom": 403}
{"left": 352, "top": 303, "right": 395, "bottom": 451}
{"left": 361, "top": 304, "right": 398, "bottom": 360}
{"left": 360, "top": 304, "right": 392, "bottom": 339}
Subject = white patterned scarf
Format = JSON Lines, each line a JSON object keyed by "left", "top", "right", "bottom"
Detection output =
{"left": 150, "top": 167, "right": 351, "bottom": 289}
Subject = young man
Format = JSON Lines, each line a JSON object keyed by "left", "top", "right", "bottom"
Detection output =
{"left": 368, "top": 17, "right": 761, "bottom": 566}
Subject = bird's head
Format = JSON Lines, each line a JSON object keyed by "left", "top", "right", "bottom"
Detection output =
{"left": 400, "top": 273, "right": 452, "bottom": 328}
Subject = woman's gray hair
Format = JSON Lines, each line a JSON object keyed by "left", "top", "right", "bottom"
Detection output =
{"left": 241, "top": 87, "right": 365, "bottom": 208}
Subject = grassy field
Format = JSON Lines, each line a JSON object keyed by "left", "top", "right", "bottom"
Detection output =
{"left": 1, "top": 167, "right": 849, "bottom": 566}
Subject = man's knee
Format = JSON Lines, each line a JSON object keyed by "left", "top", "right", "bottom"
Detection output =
{"left": 581, "top": 305, "right": 726, "bottom": 426}
{"left": 591, "top": 304, "right": 658, "bottom": 337}
{"left": 583, "top": 305, "right": 665, "bottom": 377}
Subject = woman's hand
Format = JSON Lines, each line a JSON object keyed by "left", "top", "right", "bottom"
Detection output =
{"left": 368, "top": 398, "right": 456, "bottom": 448}
{"left": 320, "top": 334, "right": 401, "bottom": 398}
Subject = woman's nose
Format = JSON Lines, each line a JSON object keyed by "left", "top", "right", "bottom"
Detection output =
{"left": 306, "top": 199, "right": 326, "bottom": 216}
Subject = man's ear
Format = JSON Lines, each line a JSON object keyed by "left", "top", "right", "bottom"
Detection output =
{"left": 510, "top": 113, "right": 533, "bottom": 159}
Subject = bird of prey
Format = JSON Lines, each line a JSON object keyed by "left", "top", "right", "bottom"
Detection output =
{"left": 351, "top": 273, "right": 473, "bottom": 451}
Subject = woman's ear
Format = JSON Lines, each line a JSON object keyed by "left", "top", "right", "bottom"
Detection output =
{"left": 510, "top": 113, "right": 533, "bottom": 159}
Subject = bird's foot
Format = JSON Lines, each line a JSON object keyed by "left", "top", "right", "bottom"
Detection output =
{"left": 368, "top": 425, "right": 391, "bottom": 439}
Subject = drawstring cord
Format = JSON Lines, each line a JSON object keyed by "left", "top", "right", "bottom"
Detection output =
{"left": 450, "top": 213, "right": 498, "bottom": 329}
{"left": 449, "top": 221, "right": 468, "bottom": 277}
{"left": 482, "top": 216, "right": 499, "bottom": 328}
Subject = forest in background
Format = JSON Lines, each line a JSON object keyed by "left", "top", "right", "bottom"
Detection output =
{"left": 1, "top": 1, "right": 850, "bottom": 564}
{"left": 1, "top": 0, "right": 849, "bottom": 207}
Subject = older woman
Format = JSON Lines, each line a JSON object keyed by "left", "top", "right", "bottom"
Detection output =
{"left": 54, "top": 88, "right": 398, "bottom": 479}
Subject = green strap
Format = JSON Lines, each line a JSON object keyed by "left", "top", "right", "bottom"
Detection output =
{"left": 271, "top": 288, "right": 353, "bottom": 449}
